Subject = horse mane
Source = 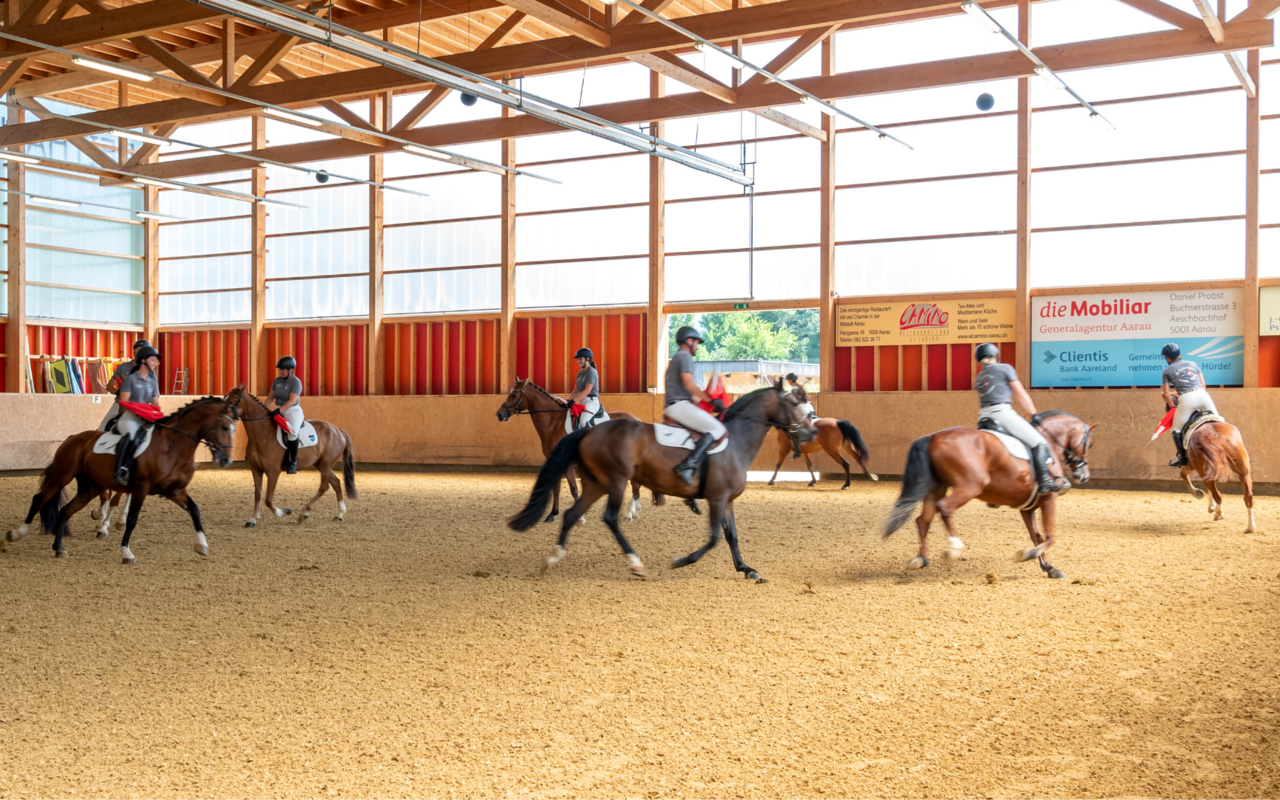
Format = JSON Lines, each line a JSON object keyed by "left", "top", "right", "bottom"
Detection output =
{"left": 1038, "top": 409, "right": 1079, "bottom": 422}
{"left": 722, "top": 386, "right": 777, "bottom": 422}
{"left": 159, "top": 395, "right": 237, "bottom": 424}
{"left": 791, "top": 385, "right": 810, "bottom": 403}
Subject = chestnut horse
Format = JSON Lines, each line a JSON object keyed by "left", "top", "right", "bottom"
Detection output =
{"left": 5, "top": 395, "right": 239, "bottom": 564}
{"left": 508, "top": 382, "right": 816, "bottom": 581}
{"left": 766, "top": 391, "right": 876, "bottom": 488}
{"left": 227, "top": 387, "right": 358, "bottom": 527}
{"left": 1179, "top": 418, "right": 1257, "bottom": 533}
{"left": 496, "top": 378, "right": 663, "bottom": 523}
{"left": 882, "top": 411, "right": 1097, "bottom": 579}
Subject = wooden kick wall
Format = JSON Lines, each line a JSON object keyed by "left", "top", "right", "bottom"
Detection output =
{"left": 382, "top": 319, "right": 500, "bottom": 397}
{"left": 832, "top": 342, "right": 1017, "bottom": 393}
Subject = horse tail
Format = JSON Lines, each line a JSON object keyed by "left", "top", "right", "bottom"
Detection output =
{"left": 836, "top": 419, "right": 869, "bottom": 462}
{"left": 509, "top": 428, "right": 590, "bottom": 532}
{"left": 651, "top": 490, "right": 666, "bottom": 507}
{"left": 883, "top": 435, "right": 934, "bottom": 539}
{"left": 341, "top": 432, "right": 359, "bottom": 501}
{"left": 1191, "top": 429, "right": 1234, "bottom": 483}
{"left": 35, "top": 464, "right": 68, "bottom": 537}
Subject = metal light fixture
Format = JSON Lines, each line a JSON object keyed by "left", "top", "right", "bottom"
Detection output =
{"left": 261, "top": 107, "right": 324, "bottom": 127}
{"left": 110, "top": 128, "right": 170, "bottom": 146}
{"left": 136, "top": 210, "right": 184, "bottom": 221}
{"left": 800, "top": 96, "right": 839, "bottom": 117}
{"left": 960, "top": 0, "right": 1002, "bottom": 34}
{"left": 28, "top": 194, "right": 80, "bottom": 208}
{"left": 71, "top": 55, "right": 154, "bottom": 82}
{"left": 136, "top": 177, "right": 183, "bottom": 190}
{"left": 0, "top": 150, "right": 39, "bottom": 164}
{"left": 1034, "top": 65, "right": 1067, "bottom": 92}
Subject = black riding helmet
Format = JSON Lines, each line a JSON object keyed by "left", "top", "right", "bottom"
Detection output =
{"left": 674, "top": 325, "right": 704, "bottom": 346}
{"left": 1161, "top": 343, "right": 1181, "bottom": 360}
{"left": 277, "top": 356, "right": 297, "bottom": 371}
{"left": 574, "top": 347, "right": 593, "bottom": 360}
{"left": 133, "top": 338, "right": 152, "bottom": 352}
{"left": 974, "top": 342, "right": 1000, "bottom": 362}
{"left": 134, "top": 345, "right": 161, "bottom": 364}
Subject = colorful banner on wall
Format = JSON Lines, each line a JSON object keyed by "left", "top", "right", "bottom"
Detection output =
{"left": 835, "top": 298, "right": 1016, "bottom": 346}
{"left": 1260, "top": 286, "right": 1280, "bottom": 335}
{"left": 1031, "top": 288, "right": 1244, "bottom": 387}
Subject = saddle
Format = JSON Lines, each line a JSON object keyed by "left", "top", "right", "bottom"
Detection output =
{"left": 564, "top": 401, "right": 608, "bottom": 433}
{"left": 1183, "top": 409, "right": 1227, "bottom": 441}
{"left": 976, "top": 417, "right": 1031, "bottom": 462}
{"left": 655, "top": 419, "right": 730, "bottom": 454}
{"left": 92, "top": 425, "right": 156, "bottom": 457}
{"left": 276, "top": 420, "right": 320, "bottom": 450}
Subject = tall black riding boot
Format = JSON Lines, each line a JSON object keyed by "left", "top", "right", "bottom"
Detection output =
{"left": 113, "top": 433, "right": 136, "bottom": 486}
{"left": 675, "top": 433, "right": 717, "bottom": 487}
{"left": 1030, "top": 443, "right": 1066, "bottom": 495}
{"left": 1169, "top": 431, "right": 1187, "bottom": 468}
{"left": 284, "top": 438, "right": 299, "bottom": 475}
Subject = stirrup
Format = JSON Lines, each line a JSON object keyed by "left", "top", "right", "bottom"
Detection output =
{"left": 675, "top": 462, "right": 697, "bottom": 486}
{"left": 114, "top": 468, "right": 130, "bottom": 486}
{"left": 1169, "top": 456, "right": 1185, "bottom": 468}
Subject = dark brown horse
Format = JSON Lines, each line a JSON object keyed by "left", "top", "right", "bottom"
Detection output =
{"left": 508, "top": 381, "right": 816, "bottom": 580}
{"left": 767, "top": 390, "right": 876, "bottom": 488}
{"left": 882, "top": 411, "right": 1097, "bottom": 579}
{"left": 227, "top": 387, "right": 358, "bottom": 527}
{"left": 5, "top": 396, "right": 240, "bottom": 564}
{"left": 1179, "top": 418, "right": 1256, "bottom": 533}
{"left": 496, "top": 378, "right": 663, "bottom": 524}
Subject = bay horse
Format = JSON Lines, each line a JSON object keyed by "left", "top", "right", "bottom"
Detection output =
{"left": 227, "top": 386, "right": 358, "bottom": 527}
{"left": 496, "top": 378, "right": 664, "bottom": 524}
{"left": 766, "top": 389, "right": 876, "bottom": 488}
{"left": 508, "top": 381, "right": 817, "bottom": 580}
{"left": 882, "top": 411, "right": 1097, "bottom": 579}
{"left": 1179, "top": 417, "right": 1257, "bottom": 533}
{"left": 5, "top": 395, "right": 240, "bottom": 564}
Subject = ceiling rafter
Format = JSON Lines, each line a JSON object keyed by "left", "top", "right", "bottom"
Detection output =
{"left": 1112, "top": 0, "right": 1202, "bottom": 29}
{"left": 627, "top": 50, "right": 737, "bottom": 102}
{"left": 498, "top": 0, "right": 610, "bottom": 47}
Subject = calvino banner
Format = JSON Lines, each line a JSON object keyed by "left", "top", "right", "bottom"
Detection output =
{"left": 835, "top": 298, "right": 1015, "bottom": 346}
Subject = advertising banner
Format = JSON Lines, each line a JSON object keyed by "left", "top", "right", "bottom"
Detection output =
{"left": 836, "top": 298, "right": 1015, "bottom": 347}
{"left": 1031, "top": 288, "right": 1243, "bottom": 387}
{"left": 1260, "top": 286, "right": 1280, "bottom": 335}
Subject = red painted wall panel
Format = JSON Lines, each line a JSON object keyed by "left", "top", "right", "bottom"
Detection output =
{"left": 625, "top": 314, "right": 642, "bottom": 393}
{"left": 448, "top": 321, "right": 462, "bottom": 395}
{"left": 902, "top": 345, "right": 922, "bottom": 391}
{"left": 532, "top": 317, "right": 547, "bottom": 389}
{"left": 353, "top": 326, "right": 366, "bottom": 396}
{"left": 587, "top": 317, "right": 604, "bottom": 377}
{"left": 431, "top": 322, "right": 445, "bottom": 396}
{"left": 834, "top": 346, "right": 852, "bottom": 392}
{"left": 1261, "top": 337, "right": 1280, "bottom": 388}
{"left": 481, "top": 320, "right": 496, "bottom": 395}
{"left": 879, "top": 345, "right": 898, "bottom": 392}
{"left": 515, "top": 318, "right": 530, "bottom": 382}
{"left": 1000, "top": 342, "right": 1016, "bottom": 372}
{"left": 951, "top": 343, "right": 972, "bottom": 391}
{"left": 605, "top": 314, "right": 622, "bottom": 394}
{"left": 927, "top": 344, "right": 948, "bottom": 391}
{"left": 415, "top": 323, "right": 430, "bottom": 396}
{"left": 465, "top": 321, "right": 478, "bottom": 395}
{"left": 398, "top": 323, "right": 412, "bottom": 397}
{"left": 550, "top": 317, "right": 566, "bottom": 394}
{"left": 855, "top": 346, "right": 875, "bottom": 392}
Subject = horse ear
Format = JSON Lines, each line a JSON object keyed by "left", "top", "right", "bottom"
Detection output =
{"left": 1089, "top": 422, "right": 1100, "bottom": 430}
{"left": 773, "top": 377, "right": 784, "bottom": 391}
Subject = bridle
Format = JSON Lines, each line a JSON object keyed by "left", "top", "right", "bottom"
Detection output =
{"left": 498, "top": 382, "right": 566, "bottom": 416}
{"left": 153, "top": 408, "right": 238, "bottom": 461}
{"left": 1037, "top": 418, "right": 1091, "bottom": 476}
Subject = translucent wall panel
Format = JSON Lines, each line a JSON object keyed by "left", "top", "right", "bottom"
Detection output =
{"left": 520, "top": 62, "right": 650, "bottom": 107}
{"left": 267, "top": 156, "right": 370, "bottom": 187}
{"left": 516, "top": 259, "right": 648, "bottom": 308}
{"left": 386, "top": 267, "right": 500, "bottom": 314}
{"left": 28, "top": 285, "right": 142, "bottom": 325}
{"left": 385, "top": 172, "right": 500, "bottom": 224}
{"left": 1029, "top": 55, "right": 1238, "bottom": 107}
{"left": 835, "top": 235, "right": 1016, "bottom": 296}
{"left": 518, "top": 130, "right": 635, "bottom": 164}
{"left": 160, "top": 291, "right": 251, "bottom": 326}
{"left": 1031, "top": 0, "right": 1172, "bottom": 47}
{"left": 516, "top": 207, "right": 647, "bottom": 262}
{"left": 752, "top": 248, "right": 820, "bottom": 301}
{"left": 837, "top": 115, "right": 1015, "bottom": 184}
{"left": 1032, "top": 92, "right": 1244, "bottom": 168}
{"left": 27, "top": 209, "right": 141, "bottom": 257}
{"left": 666, "top": 110, "right": 801, "bottom": 148}
{"left": 392, "top": 89, "right": 501, "bottom": 129}
{"left": 753, "top": 138, "right": 822, "bottom": 192}
{"left": 1262, "top": 172, "right": 1280, "bottom": 225}
{"left": 384, "top": 143, "right": 502, "bottom": 178}
{"left": 666, "top": 197, "right": 749, "bottom": 252}
{"left": 835, "top": 11, "right": 1019, "bottom": 72}
{"left": 27, "top": 170, "right": 141, "bottom": 219}
{"left": 28, "top": 246, "right": 141, "bottom": 292}
{"left": 835, "top": 175, "right": 1016, "bottom": 240}
{"left": 162, "top": 218, "right": 250, "bottom": 258}
{"left": 1263, "top": 65, "right": 1280, "bottom": 116}
{"left": 1029, "top": 220, "right": 1244, "bottom": 287}
{"left": 666, "top": 144, "right": 749, "bottom": 200}
{"left": 160, "top": 255, "right": 251, "bottom": 294}
{"left": 1263, "top": 118, "right": 1280, "bottom": 170}
{"left": 267, "top": 275, "right": 368, "bottom": 320}
{"left": 1031, "top": 155, "right": 1244, "bottom": 228}
{"left": 836, "top": 80, "right": 1019, "bottom": 127}
{"left": 665, "top": 252, "right": 753, "bottom": 302}
{"left": 160, "top": 183, "right": 252, "bottom": 218}
{"left": 517, "top": 155, "right": 647, "bottom": 212}
{"left": 386, "top": 219, "right": 500, "bottom": 270}
{"left": 266, "top": 184, "right": 368, "bottom": 234}
{"left": 1261, "top": 228, "right": 1280, "bottom": 278}
{"left": 267, "top": 230, "right": 369, "bottom": 279}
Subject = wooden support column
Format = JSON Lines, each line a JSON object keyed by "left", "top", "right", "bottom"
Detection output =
{"left": 368, "top": 91, "right": 387, "bottom": 395}
{"left": 499, "top": 104, "right": 517, "bottom": 388}
{"left": 143, "top": 185, "right": 158, "bottom": 345}
{"left": 1244, "top": 44, "right": 1260, "bottom": 387}
{"left": 222, "top": 18, "right": 236, "bottom": 89}
{"left": 647, "top": 71, "right": 666, "bottom": 392}
{"left": 818, "top": 38, "right": 836, "bottom": 393}
{"left": 1014, "top": 0, "right": 1032, "bottom": 381}
{"left": 5, "top": 113, "right": 25, "bottom": 393}
{"left": 249, "top": 115, "right": 267, "bottom": 394}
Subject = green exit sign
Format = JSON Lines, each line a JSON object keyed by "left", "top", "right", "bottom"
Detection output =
{"left": 733, "top": 303, "right": 750, "bottom": 309}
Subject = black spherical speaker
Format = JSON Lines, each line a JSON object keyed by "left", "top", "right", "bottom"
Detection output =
{"left": 460, "top": 93, "right": 478, "bottom": 107}
{"left": 976, "top": 92, "right": 995, "bottom": 112}
{"left": 316, "top": 170, "right": 330, "bottom": 184}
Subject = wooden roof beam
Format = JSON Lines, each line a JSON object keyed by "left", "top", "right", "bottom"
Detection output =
{"left": 499, "top": 0, "right": 610, "bottom": 47}
{"left": 1186, "top": 0, "right": 1257, "bottom": 96}
{"left": 626, "top": 50, "right": 737, "bottom": 102}
{"left": 739, "top": 23, "right": 839, "bottom": 90}
{"left": 1230, "top": 0, "right": 1280, "bottom": 23}
{"left": 1113, "top": 0, "right": 1202, "bottom": 30}
{"left": 617, "top": 0, "right": 678, "bottom": 27}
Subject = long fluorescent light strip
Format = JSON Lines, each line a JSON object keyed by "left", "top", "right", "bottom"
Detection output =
{"left": 959, "top": 0, "right": 1115, "bottom": 129}
{"left": 178, "top": 0, "right": 752, "bottom": 185}
{"left": 28, "top": 194, "right": 80, "bottom": 208}
{"left": 70, "top": 55, "right": 154, "bottom": 82}
{"left": 0, "top": 150, "right": 39, "bottom": 164}
{"left": 611, "top": 0, "right": 912, "bottom": 149}
{"left": 110, "top": 128, "right": 171, "bottom": 146}
{"left": 261, "top": 107, "right": 324, "bottom": 127}
{"left": 136, "top": 210, "right": 184, "bottom": 221}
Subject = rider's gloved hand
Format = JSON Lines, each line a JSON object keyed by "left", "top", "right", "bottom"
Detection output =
{"left": 711, "top": 398, "right": 726, "bottom": 414}
{"left": 1030, "top": 413, "right": 1044, "bottom": 427}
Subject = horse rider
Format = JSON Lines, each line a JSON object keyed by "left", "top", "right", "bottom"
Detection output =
{"left": 267, "top": 356, "right": 305, "bottom": 475}
{"left": 113, "top": 345, "right": 162, "bottom": 485}
{"left": 98, "top": 338, "right": 151, "bottom": 432}
{"left": 565, "top": 347, "right": 602, "bottom": 431}
{"left": 785, "top": 372, "right": 801, "bottom": 393}
{"left": 665, "top": 325, "right": 726, "bottom": 485}
{"left": 974, "top": 342, "right": 1067, "bottom": 496}
{"left": 1161, "top": 342, "right": 1218, "bottom": 468}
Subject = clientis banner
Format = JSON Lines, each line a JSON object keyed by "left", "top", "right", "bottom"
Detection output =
{"left": 1031, "top": 289, "right": 1244, "bottom": 387}
{"left": 836, "top": 298, "right": 1015, "bottom": 346}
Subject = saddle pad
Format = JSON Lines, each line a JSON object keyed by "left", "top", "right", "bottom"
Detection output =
{"left": 1184, "top": 413, "right": 1227, "bottom": 441}
{"left": 92, "top": 425, "right": 155, "bottom": 457}
{"left": 564, "top": 407, "right": 610, "bottom": 434}
{"left": 654, "top": 423, "right": 730, "bottom": 454}
{"left": 797, "top": 402, "right": 817, "bottom": 422}
{"left": 277, "top": 420, "right": 320, "bottom": 450}
{"left": 982, "top": 429, "right": 1030, "bottom": 462}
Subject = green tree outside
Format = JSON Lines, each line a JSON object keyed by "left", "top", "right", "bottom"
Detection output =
{"left": 667, "top": 309, "right": 819, "bottom": 363}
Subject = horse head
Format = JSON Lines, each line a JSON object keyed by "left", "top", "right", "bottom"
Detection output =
{"left": 1039, "top": 412, "right": 1099, "bottom": 484}
{"left": 496, "top": 377, "right": 530, "bottom": 422}
{"left": 170, "top": 396, "right": 240, "bottom": 468}
{"left": 726, "top": 380, "right": 818, "bottom": 448}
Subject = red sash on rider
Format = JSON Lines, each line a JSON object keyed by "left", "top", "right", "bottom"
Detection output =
{"left": 698, "top": 384, "right": 732, "bottom": 417}
{"left": 118, "top": 401, "right": 163, "bottom": 422}
{"left": 570, "top": 403, "right": 587, "bottom": 420}
{"left": 272, "top": 414, "right": 292, "bottom": 434}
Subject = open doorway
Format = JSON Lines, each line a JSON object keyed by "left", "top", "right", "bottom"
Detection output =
{"left": 667, "top": 309, "right": 820, "bottom": 395}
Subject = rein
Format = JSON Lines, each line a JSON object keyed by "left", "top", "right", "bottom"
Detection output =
{"left": 500, "top": 382, "right": 568, "bottom": 416}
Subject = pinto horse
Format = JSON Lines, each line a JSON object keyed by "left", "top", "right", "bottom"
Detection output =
{"left": 496, "top": 378, "right": 663, "bottom": 523}
{"left": 882, "top": 411, "right": 1097, "bottom": 579}
{"left": 1179, "top": 418, "right": 1257, "bottom": 533}
{"left": 5, "top": 396, "right": 239, "bottom": 564}
{"left": 508, "top": 381, "right": 817, "bottom": 580}
{"left": 226, "top": 387, "right": 358, "bottom": 527}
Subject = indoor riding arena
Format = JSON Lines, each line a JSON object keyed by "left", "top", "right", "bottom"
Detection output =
{"left": 0, "top": 0, "right": 1277, "bottom": 795}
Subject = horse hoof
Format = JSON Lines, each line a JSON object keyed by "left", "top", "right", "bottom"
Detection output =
{"left": 90, "top": 509, "right": 102, "bottom": 521}
{"left": 540, "top": 545, "right": 566, "bottom": 574}
{"left": 807, "top": 481, "right": 815, "bottom": 487}
{"left": 1046, "top": 568, "right": 1066, "bottom": 579}
{"left": 906, "top": 556, "right": 929, "bottom": 571}
{"left": 543, "top": 513, "right": 558, "bottom": 524}
{"left": 122, "top": 556, "right": 135, "bottom": 565}
{"left": 1192, "top": 489, "right": 1205, "bottom": 500}
{"left": 283, "top": 509, "right": 293, "bottom": 516}
{"left": 869, "top": 473, "right": 879, "bottom": 481}
{"left": 745, "top": 570, "right": 761, "bottom": 580}
{"left": 627, "top": 555, "right": 647, "bottom": 578}
{"left": 245, "top": 521, "right": 256, "bottom": 528}
{"left": 301, "top": 512, "right": 311, "bottom": 522}
{"left": 841, "top": 484, "right": 849, "bottom": 490}
{"left": 671, "top": 557, "right": 688, "bottom": 570}
{"left": 55, "top": 549, "right": 68, "bottom": 558}
{"left": 7, "top": 524, "right": 29, "bottom": 542}
{"left": 194, "top": 543, "right": 209, "bottom": 556}
{"left": 577, "top": 517, "right": 585, "bottom": 527}
{"left": 767, "top": 480, "right": 775, "bottom": 486}
{"left": 1014, "top": 548, "right": 1038, "bottom": 563}
{"left": 333, "top": 516, "right": 345, "bottom": 522}
{"left": 96, "top": 530, "right": 108, "bottom": 540}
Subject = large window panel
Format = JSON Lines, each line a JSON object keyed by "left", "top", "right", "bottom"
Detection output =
{"left": 837, "top": 115, "right": 1015, "bottom": 184}
{"left": 666, "top": 197, "right": 750, "bottom": 252}
{"left": 27, "top": 285, "right": 142, "bottom": 325}
{"left": 28, "top": 246, "right": 140, "bottom": 292}
{"left": 665, "top": 253, "right": 753, "bottom": 302}
{"left": 267, "top": 230, "right": 369, "bottom": 279}
{"left": 160, "top": 255, "right": 250, "bottom": 294}
{"left": 386, "top": 219, "right": 500, "bottom": 271}
{"left": 1261, "top": 228, "right": 1280, "bottom": 278}
{"left": 835, "top": 11, "right": 1019, "bottom": 72}
{"left": 385, "top": 171, "right": 500, "bottom": 224}
{"left": 516, "top": 206, "right": 647, "bottom": 262}
{"left": 386, "top": 267, "right": 500, "bottom": 315}
{"left": 752, "top": 248, "right": 820, "bottom": 301}
{"left": 753, "top": 192, "right": 821, "bottom": 248}
{"left": 516, "top": 259, "right": 648, "bottom": 308}
{"left": 1029, "top": 219, "right": 1244, "bottom": 286}
{"left": 753, "top": 138, "right": 821, "bottom": 192}
{"left": 1261, "top": 172, "right": 1280, "bottom": 225}
{"left": 835, "top": 175, "right": 1016, "bottom": 240}
{"left": 160, "top": 291, "right": 251, "bottom": 326}
{"left": 1029, "top": 55, "right": 1238, "bottom": 107}
{"left": 1263, "top": 64, "right": 1280, "bottom": 116}
{"left": 162, "top": 218, "right": 250, "bottom": 258}
{"left": 160, "top": 183, "right": 252, "bottom": 218}
{"left": 837, "top": 80, "right": 1018, "bottom": 127}
{"left": 1262, "top": 118, "right": 1279, "bottom": 170}
{"left": 517, "top": 155, "right": 647, "bottom": 213}
{"left": 267, "top": 275, "right": 368, "bottom": 320}
{"left": 28, "top": 170, "right": 140, "bottom": 219}
{"left": 835, "top": 235, "right": 1015, "bottom": 296}
{"left": 1032, "top": 92, "right": 1244, "bottom": 169}
{"left": 1031, "top": 155, "right": 1243, "bottom": 228}
{"left": 266, "top": 184, "right": 368, "bottom": 234}
{"left": 27, "top": 208, "right": 141, "bottom": 256}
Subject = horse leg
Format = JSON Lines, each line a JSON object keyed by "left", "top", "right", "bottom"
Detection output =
{"left": 1242, "top": 467, "right": 1257, "bottom": 533}
{"left": 51, "top": 479, "right": 98, "bottom": 558}
{"left": 673, "top": 497, "right": 725, "bottom": 569}
{"left": 95, "top": 492, "right": 115, "bottom": 538}
{"left": 931, "top": 483, "right": 985, "bottom": 569}
{"left": 601, "top": 481, "right": 646, "bottom": 578}
{"left": 908, "top": 492, "right": 940, "bottom": 571}
{"left": 1022, "top": 507, "right": 1065, "bottom": 579}
{"left": 168, "top": 488, "right": 209, "bottom": 556}
{"left": 1206, "top": 480, "right": 1224, "bottom": 521}
{"left": 541, "top": 478, "right": 605, "bottom": 574}
{"left": 1015, "top": 494, "right": 1058, "bottom": 565}
{"left": 110, "top": 493, "right": 131, "bottom": 537}
{"left": 90, "top": 490, "right": 107, "bottom": 521}
{"left": 565, "top": 465, "right": 584, "bottom": 527}
{"left": 1179, "top": 465, "right": 1205, "bottom": 500}
{"left": 835, "top": 453, "right": 852, "bottom": 490}
{"left": 246, "top": 466, "right": 264, "bottom": 528}
{"left": 327, "top": 471, "right": 346, "bottom": 522}
{"left": 626, "top": 479, "right": 642, "bottom": 522}
{"left": 721, "top": 504, "right": 761, "bottom": 581}
{"left": 264, "top": 468, "right": 291, "bottom": 518}
{"left": 299, "top": 465, "right": 332, "bottom": 522}
{"left": 9, "top": 462, "right": 78, "bottom": 542}
{"left": 803, "top": 453, "right": 817, "bottom": 487}
{"left": 768, "top": 434, "right": 788, "bottom": 486}
{"left": 119, "top": 490, "right": 148, "bottom": 565}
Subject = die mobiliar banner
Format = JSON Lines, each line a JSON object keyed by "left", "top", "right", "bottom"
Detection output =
{"left": 835, "top": 298, "right": 1016, "bottom": 347}
{"left": 1031, "top": 289, "right": 1243, "bottom": 387}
